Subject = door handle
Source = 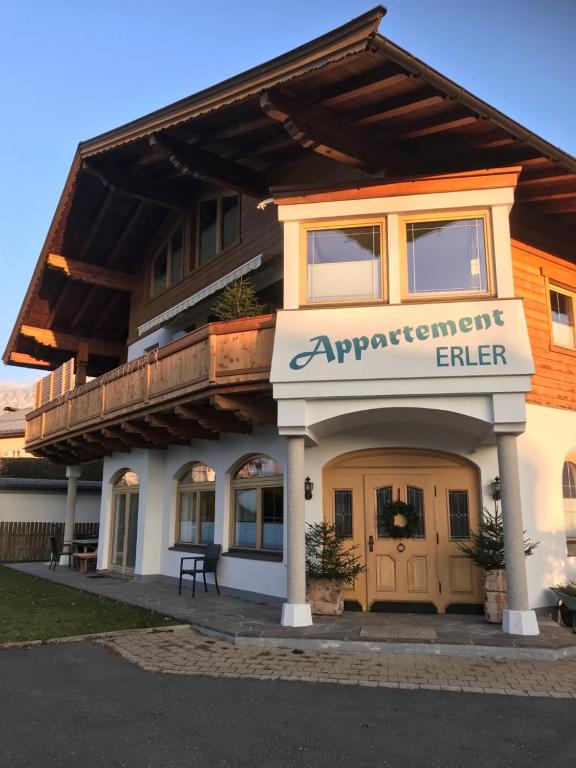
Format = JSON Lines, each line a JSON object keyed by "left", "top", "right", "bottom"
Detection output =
{"left": 368, "top": 535, "right": 374, "bottom": 552}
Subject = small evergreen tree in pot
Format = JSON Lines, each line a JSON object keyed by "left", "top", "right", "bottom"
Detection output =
{"left": 210, "top": 277, "right": 265, "bottom": 321}
{"left": 458, "top": 506, "right": 538, "bottom": 623}
{"left": 305, "top": 522, "right": 365, "bottom": 616}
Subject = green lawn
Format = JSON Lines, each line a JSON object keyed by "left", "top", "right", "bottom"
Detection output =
{"left": 0, "top": 566, "right": 176, "bottom": 643}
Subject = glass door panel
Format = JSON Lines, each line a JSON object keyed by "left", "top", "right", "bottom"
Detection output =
{"left": 112, "top": 495, "right": 127, "bottom": 567}
{"left": 126, "top": 493, "right": 139, "bottom": 570}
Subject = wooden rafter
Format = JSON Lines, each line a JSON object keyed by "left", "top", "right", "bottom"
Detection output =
{"left": 260, "top": 89, "right": 385, "bottom": 171}
{"left": 314, "top": 66, "right": 409, "bottom": 109}
{"left": 150, "top": 134, "right": 267, "bottom": 198}
{"left": 84, "top": 433, "right": 129, "bottom": 453}
{"left": 9, "top": 352, "right": 51, "bottom": 368}
{"left": 352, "top": 91, "right": 445, "bottom": 127}
{"left": 122, "top": 421, "right": 188, "bottom": 446}
{"left": 83, "top": 161, "right": 188, "bottom": 210}
{"left": 145, "top": 413, "right": 218, "bottom": 441}
{"left": 77, "top": 190, "right": 114, "bottom": 261}
{"left": 175, "top": 404, "right": 251, "bottom": 434}
{"left": 102, "top": 427, "right": 151, "bottom": 449}
{"left": 19, "top": 325, "right": 124, "bottom": 358}
{"left": 211, "top": 395, "right": 276, "bottom": 426}
{"left": 46, "top": 254, "right": 137, "bottom": 292}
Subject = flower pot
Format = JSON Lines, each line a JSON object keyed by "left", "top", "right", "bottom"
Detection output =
{"left": 306, "top": 578, "right": 344, "bottom": 616}
{"left": 484, "top": 568, "right": 507, "bottom": 623}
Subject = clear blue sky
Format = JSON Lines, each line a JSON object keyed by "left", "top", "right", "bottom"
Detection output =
{"left": 1, "top": 0, "right": 575, "bottom": 385}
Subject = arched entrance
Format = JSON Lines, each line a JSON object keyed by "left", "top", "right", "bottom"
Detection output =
{"left": 323, "top": 450, "right": 483, "bottom": 613}
{"left": 110, "top": 469, "right": 140, "bottom": 575}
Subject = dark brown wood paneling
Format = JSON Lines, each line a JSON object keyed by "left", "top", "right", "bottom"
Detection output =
{"left": 128, "top": 194, "right": 283, "bottom": 340}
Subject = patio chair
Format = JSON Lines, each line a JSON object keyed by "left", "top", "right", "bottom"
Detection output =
{"left": 178, "top": 544, "right": 221, "bottom": 597}
{"left": 49, "top": 536, "right": 75, "bottom": 571}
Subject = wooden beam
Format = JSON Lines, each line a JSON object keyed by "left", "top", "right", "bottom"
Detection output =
{"left": 521, "top": 199, "right": 576, "bottom": 214}
{"left": 46, "top": 254, "right": 137, "bottom": 292}
{"left": 260, "top": 89, "right": 385, "bottom": 171}
{"left": 77, "top": 190, "right": 114, "bottom": 261}
{"left": 150, "top": 134, "right": 267, "bottom": 199}
{"left": 83, "top": 161, "right": 188, "bottom": 210}
{"left": 145, "top": 414, "right": 218, "bottom": 441}
{"left": 19, "top": 325, "right": 124, "bottom": 359}
{"left": 84, "top": 433, "right": 129, "bottom": 453}
{"left": 352, "top": 92, "right": 445, "bottom": 127}
{"left": 121, "top": 421, "right": 188, "bottom": 446}
{"left": 398, "top": 114, "right": 478, "bottom": 141}
{"left": 9, "top": 352, "right": 51, "bottom": 368}
{"left": 175, "top": 404, "right": 251, "bottom": 434}
{"left": 314, "top": 66, "right": 410, "bottom": 109}
{"left": 102, "top": 427, "right": 152, "bottom": 449}
{"left": 211, "top": 395, "right": 276, "bottom": 426}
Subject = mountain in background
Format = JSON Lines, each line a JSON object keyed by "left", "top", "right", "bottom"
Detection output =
{"left": 0, "top": 381, "right": 34, "bottom": 409}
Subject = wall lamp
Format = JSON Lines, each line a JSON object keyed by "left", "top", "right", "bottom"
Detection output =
{"left": 491, "top": 476, "right": 501, "bottom": 501}
{"left": 304, "top": 477, "right": 314, "bottom": 500}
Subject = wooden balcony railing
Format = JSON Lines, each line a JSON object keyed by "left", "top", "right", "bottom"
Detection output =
{"left": 25, "top": 315, "right": 276, "bottom": 457}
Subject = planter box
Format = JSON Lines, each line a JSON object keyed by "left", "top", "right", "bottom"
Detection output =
{"left": 307, "top": 578, "right": 344, "bottom": 616}
{"left": 484, "top": 568, "right": 507, "bottom": 624}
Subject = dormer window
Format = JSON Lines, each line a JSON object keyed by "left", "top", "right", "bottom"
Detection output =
{"left": 401, "top": 211, "right": 492, "bottom": 300}
{"left": 198, "top": 194, "right": 240, "bottom": 264}
{"left": 151, "top": 225, "right": 184, "bottom": 297}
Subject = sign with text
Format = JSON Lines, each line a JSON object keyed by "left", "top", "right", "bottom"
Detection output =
{"left": 270, "top": 299, "right": 534, "bottom": 383}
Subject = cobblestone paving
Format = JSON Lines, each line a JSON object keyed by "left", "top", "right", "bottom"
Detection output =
{"left": 100, "top": 626, "right": 576, "bottom": 699}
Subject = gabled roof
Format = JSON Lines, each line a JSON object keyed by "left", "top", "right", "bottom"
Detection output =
{"left": 4, "top": 5, "right": 576, "bottom": 374}
{"left": 0, "top": 407, "right": 33, "bottom": 437}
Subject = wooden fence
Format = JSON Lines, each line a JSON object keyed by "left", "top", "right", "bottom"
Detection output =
{"left": 0, "top": 521, "right": 99, "bottom": 562}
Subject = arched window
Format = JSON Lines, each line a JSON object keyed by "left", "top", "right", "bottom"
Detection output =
{"left": 231, "top": 456, "right": 283, "bottom": 552}
{"left": 562, "top": 461, "right": 576, "bottom": 556}
{"left": 177, "top": 463, "right": 216, "bottom": 545}
{"left": 111, "top": 470, "right": 140, "bottom": 573}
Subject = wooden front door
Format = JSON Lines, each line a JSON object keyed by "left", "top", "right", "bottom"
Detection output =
{"left": 324, "top": 450, "right": 482, "bottom": 613}
{"left": 364, "top": 473, "right": 438, "bottom": 610}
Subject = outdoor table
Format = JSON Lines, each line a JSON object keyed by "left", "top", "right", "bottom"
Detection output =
{"left": 70, "top": 538, "right": 98, "bottom": 554}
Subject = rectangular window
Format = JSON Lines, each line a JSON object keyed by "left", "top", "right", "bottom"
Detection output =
{"left": 233, "top": 485, "right": 283, "bottom": 552}
{"left": 178, "top": 489, "right": 215, "bottom": 545}
{"left": 404, "top": 214, "right": 489, "bottom": 298}
{"left": 306, "top": 223, "right": 383, "bottom": 304}
{"left": 151, "top": 224, "right": 184, "bottom": 297}
{"left": 334, "top": 490, "right": 353, "bottom": 539}
{"left": 550, "top": 287, "right": 576, "bottom": 350}
{"left": 198, "top": 195, "right": 239, "bottom": 264}
{"left": 448, "top": 490, "right": 470, "bottom": 540}
{"left": 406, "top": 486, "right": 425, "bottom": 539}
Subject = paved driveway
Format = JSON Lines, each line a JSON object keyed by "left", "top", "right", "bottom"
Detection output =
{"left": 0, "top": 642, "right": 575, "bottom": 768}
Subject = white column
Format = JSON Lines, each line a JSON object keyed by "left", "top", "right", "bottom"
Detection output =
{"left": 61, "top": 465, "right": 81, "bottom": 565}
{"left": 281, "top": 435, "right": 313, "bottom": 627}
{"left": 496, "top": 433, "right": 539, "bottom": 635}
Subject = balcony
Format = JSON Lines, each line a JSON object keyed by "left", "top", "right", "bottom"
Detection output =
{"left": 26, "top": 315, "right": 276, "bottom": 463}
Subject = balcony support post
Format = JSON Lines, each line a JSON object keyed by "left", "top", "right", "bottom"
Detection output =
{"left": 61, "top": 465, "right": 82, "bottom": 565}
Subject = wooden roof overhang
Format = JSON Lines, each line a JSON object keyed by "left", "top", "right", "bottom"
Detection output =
{"left": 5, "top": 5, "right": 576, "bottom": 376}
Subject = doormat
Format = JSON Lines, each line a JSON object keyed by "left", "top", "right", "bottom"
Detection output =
{"left": 359, "top": 624, "right": 437, "bottom": 641}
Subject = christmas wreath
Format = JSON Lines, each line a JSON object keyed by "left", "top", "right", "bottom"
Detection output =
{"left": 377, "top": 499, "right": 418, "bottom": 539}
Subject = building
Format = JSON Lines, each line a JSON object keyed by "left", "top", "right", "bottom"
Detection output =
{"left": 0, "top": 408, "right": 33, "bottom": 458}
{"left": 4, "top": 7, "right": 576, "bottom": 634}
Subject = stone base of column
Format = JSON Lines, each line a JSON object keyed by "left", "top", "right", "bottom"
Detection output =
{"left": 502, "top": 608, "right": 539, "bottom": 636}
{"left": 281, "top": 602, "right": 313, "bottom": 627}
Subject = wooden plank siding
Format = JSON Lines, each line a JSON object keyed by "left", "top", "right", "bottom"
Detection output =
{"left": 25, "top": 314, "right": 275, "bottom": 450}
{"left": 0, "top": 521, "right": 99, "bottom": 562}
{"left": 128, "top": 195, "right": 283, "bottom": 343}
{"left": 512, "top": 239, "right": 576, "bottom": 410}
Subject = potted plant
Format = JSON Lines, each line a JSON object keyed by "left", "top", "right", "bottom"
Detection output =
{"left": 458, "top": 506, "right": 539, "bottom": 623}
{"left": 550, "top": 579, "right": 576, "bottom": 632}
{"left": 305, "top": 521, "right": 365, "bottom": 616}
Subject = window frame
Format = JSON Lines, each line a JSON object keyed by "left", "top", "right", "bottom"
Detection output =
{"left": 399, "top": 209, "right": 495, "bottom": 303}
{"left": 548, "top": 282, "right": 576, "bottom": 353}
{"left": 230, "top": 459, "right": 283, "bottom": 553}
{"left": 299, "top": 216, "right": 387, "bottom": 308}
{"left": 196, "top": 192, "right": 241, "bottom": 266}
{"left": 562, "top": 459, "right": 576, "bottom": 557}
{"left": 150, "top": 222, "right": 185, "bottom": 298}
{"left": 175, "top": 463, "right": 216, "bottom": 547}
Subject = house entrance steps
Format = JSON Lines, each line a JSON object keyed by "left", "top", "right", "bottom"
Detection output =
{"left": 9, "top": 563, "right": 576, "bottom": 661}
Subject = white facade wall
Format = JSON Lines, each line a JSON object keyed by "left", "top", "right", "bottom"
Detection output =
{"left": 0, "top": 489, "right": 100, "bottom": 523}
